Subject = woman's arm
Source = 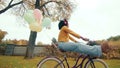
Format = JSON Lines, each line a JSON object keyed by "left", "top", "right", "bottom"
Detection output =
{"left": 64, "top": 26, "right": 89, "bottom": 41}
{"left": 69, "top": 35, "right": 78, "bottom": 42}
{"left": 63, "top": 26, "right": 81, "bottom": 38}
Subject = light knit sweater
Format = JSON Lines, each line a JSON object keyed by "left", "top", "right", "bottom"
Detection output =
{"left": 58, "top": 26, "right": 81, "bottom": 42}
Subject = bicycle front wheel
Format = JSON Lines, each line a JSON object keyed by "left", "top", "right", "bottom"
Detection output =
{"left": 37, "top": 57, "right": 65, "bottom": 68}
{"left": 85, "top": 59, "right": 109, "bottom": 68}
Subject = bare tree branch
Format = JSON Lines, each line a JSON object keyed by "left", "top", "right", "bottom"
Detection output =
{"left": 8, "top": 0, "right": 14, "bottom": 6}
{"left": 0, "top": 1, "right": 23, "bottom": 14}
{"left": 40, "top": 1, "right": 61, "bottom": 9}
{"left": 44, "top": 5, "right": 50, "bottom": 16}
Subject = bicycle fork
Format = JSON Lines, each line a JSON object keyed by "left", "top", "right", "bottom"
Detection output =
{"left": 54, "top": 55, "right": 70, "bottom": 68}
{"left": 85, "top": 58, "right": 96, "bottom": 68}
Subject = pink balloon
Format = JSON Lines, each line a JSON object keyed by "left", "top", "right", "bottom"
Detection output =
{"left": 33, "top": 9, "right": 42, "bottom": 23}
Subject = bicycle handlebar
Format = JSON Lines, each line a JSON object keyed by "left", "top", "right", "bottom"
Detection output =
{"left": 87, "top": 40, "right": 100, "bottom": 46}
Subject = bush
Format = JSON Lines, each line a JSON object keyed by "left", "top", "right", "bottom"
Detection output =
{"left": 103, "top": 46, "right": 120, "bottom": 59}
{"left": 0, "top": 44, "right": 7, "bottom": 55}
{"left": 45, "top": 45, "right": 120, "bottom": 59}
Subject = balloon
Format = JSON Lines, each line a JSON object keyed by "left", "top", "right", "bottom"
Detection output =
{"left": 46, "top": 23, "right": 51, "bottom": 29}
{"left": 29, "top": 23, "right": 42, "bottom": 32}
{"left": 23, "top": 10, "right": 36, "bottom": 24}
{"left": 42, "top": 17, "right": 52, "bottom": 28}
{"left": 33, "top": 9, "right": 43, "bottom": 24}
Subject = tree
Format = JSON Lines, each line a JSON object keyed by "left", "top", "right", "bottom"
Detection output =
{"left": 0, "top": 0, "right": 23, "bottom": 14}
{"left": 0, "top": 30, "right": 7, "bottom": 43}
{"left": 0, "top": 0, "right": 76, "bottom": 59}
{"left": 107, "top": 35, "right": 120, "bottom": 41}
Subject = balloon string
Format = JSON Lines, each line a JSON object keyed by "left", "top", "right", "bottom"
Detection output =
{"left": 44, "top": 28, "right": 52, "bottom": 42}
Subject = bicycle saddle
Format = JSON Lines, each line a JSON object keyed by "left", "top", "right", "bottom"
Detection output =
{"left": 52, "top": 37, "right": 66, "bottom": 52}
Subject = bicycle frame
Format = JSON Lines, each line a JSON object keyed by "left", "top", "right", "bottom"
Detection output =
{"left": 50, "top": 38, "right": 97, "bottom": 68}
{"left": 55, "top": 54, "right": 96, "bottom": 68}
{"left": 37, "top": 39, "right": 108, "bottom": 68}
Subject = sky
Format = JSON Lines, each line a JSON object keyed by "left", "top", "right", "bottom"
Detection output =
{"left": 0, "top": 0, "right": 120, "bottom": 44}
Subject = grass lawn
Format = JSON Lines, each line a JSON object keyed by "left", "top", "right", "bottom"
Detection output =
{"left": 0, "top": 55, "right": 120, "bottom": 68}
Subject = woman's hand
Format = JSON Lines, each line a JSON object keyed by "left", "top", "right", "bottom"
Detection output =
{"left": 82, "top": 38, "right": 89, "bottom": 41}
{"left": 80, "top": 36, "right": 89, "bottom": 41}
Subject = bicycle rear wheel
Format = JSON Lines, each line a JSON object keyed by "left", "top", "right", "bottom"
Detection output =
{"left": 37, "top": 57, "right": 65, "bottom": 68}
{"left": 85, "top": 59, "right": 108, "bottom": 68}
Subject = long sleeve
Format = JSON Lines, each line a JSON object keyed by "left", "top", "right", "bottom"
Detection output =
{"left": 69, "top": 35, "right": 77, "bottom": 42}
{"left": 63, "top": 26, "right": 81, "bottom": 39}
{"left": 58, "top": 26, "right": 81, "bottom": 42}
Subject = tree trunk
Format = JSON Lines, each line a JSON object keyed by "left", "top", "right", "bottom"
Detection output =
{"left": 24, "top": 0, "right": 40, "bottom": 59}
{"left": 25, "top": 31, "right": 37, "bottom": 59}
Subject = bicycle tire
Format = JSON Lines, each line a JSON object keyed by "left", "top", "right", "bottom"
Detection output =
{"left": 85, "top": 59, "right": 109, "bottom": 68}
{"left": 37, "top": 56, "right": 65, "bottom": 68}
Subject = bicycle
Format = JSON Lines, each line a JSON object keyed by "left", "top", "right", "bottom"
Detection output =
{"left": 37, "top": 38, "right": 109, "bottom": 68}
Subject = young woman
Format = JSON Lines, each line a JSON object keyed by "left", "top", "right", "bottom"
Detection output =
{"left": 57, "top": 19, "right": 110, "bottom": 57}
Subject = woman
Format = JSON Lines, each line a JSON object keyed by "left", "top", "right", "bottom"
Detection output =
{"left": 57, "top": 19, "right": 110, "bottom": 57}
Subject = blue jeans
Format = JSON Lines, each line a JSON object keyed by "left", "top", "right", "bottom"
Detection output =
{"left": 58, "top": 42, "right": 102, "bottom": 57}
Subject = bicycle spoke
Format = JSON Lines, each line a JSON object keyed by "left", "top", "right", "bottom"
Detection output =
{"left": 86, "top": 59, "right": 108, "bottom": 68}
{"left": 37, "top": 57, "right": 64, "bottom": 68}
